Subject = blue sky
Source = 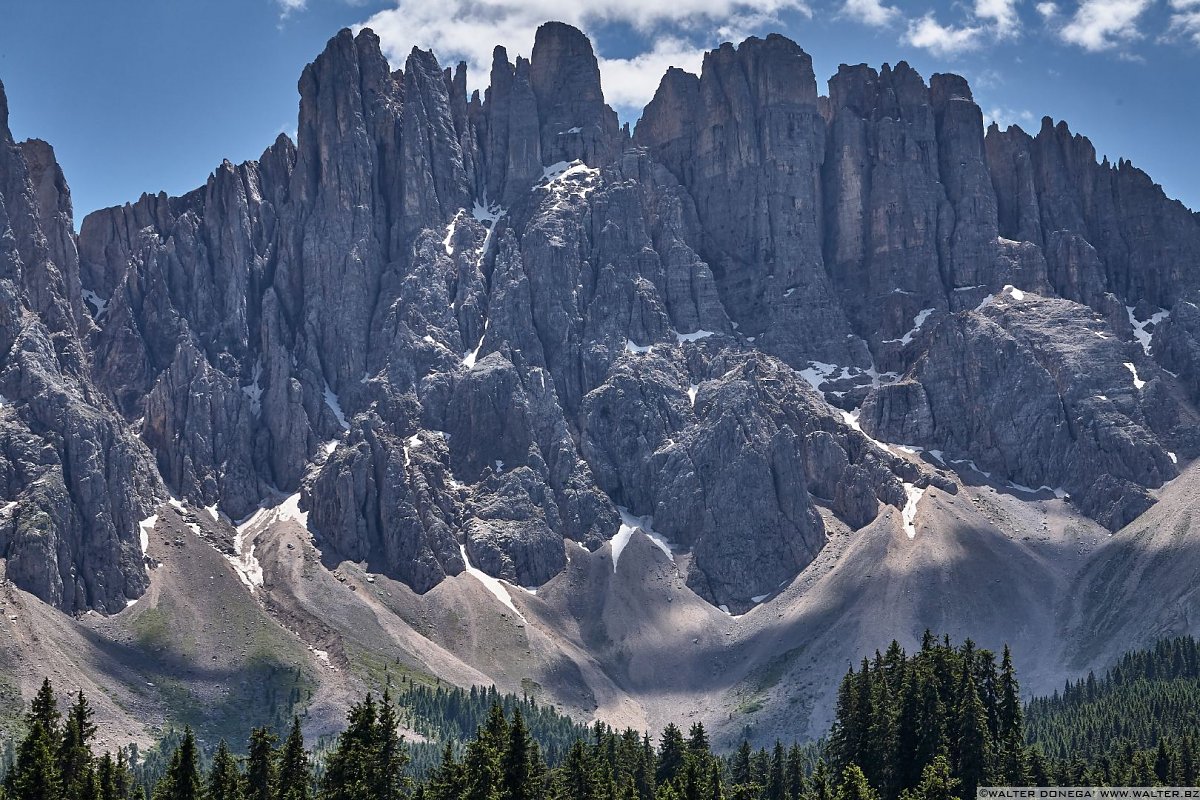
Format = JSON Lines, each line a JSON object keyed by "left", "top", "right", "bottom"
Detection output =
{"left": 1, "top": 0, "right": 1197, "bottom": 221}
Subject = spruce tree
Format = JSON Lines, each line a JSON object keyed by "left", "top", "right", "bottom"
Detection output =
{"left": 503, "top": 708, "right": 535, "bottom": 800}
{"left": 656, "top": 725, "right": 685, "bottom": 788}
{"left": 427, "top": 743, "right": 465, "bottom": 800}
{"left": 155, "top": 729, "right": 202, "bottom": 800}
{"left": 898, "top": 756, "right": 959, "bottom": 800}
{"left": 995, "top": 646, "right": 1027, "bottom": 783}
{"left": 373, "top": 692, "right": 410, "bottom": 800}
{"left": 59, "top": 690, "right": 98, "bottom": 800}
{"left": 836, "top": 766, "right": 879, "bottom": 800}
{"left": 243, "top": 728, "right": 278, "bottom": 800}
{"left": 954, "top": 664, "right": 993, "bottom": 797}
{"left": 556, "top": 740, "right": 600, "bottom": 800}
{"left": 766, "top": 742, "right": 787, "bottom": 800}
{"left": 7, "top": 718, "right": 61, "bottom": 800}
{"left": 322, "top": 694, "right": 378, "bottom": 800}
{"left": 207, "top": 741, "right": 242, "bottom": 800}
{"left": 276, "top": 719, "right": 310, "bottom": 800}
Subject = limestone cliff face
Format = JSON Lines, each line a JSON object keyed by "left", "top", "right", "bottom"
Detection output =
{"left": 2, "top": 22, "right": 1198, "bottom": 614}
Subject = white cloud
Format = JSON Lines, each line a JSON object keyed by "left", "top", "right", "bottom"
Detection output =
{"left": 358, "top": 0, "right": 808, "bottom": 112}
{"left": 975, "top": 0, "right": 1021, "bottom": 36}
{"left": 597, "top": 38, "right": 706, "bottom": 108}
{"left": 277, "top": 0, "right": 306, "bottom": 15}
{"left": 1167, "top": 0, "right": 1200, "bottom": 44}
{"left": 1036, "top": 2, "right": 1060, "bottom": 17}
{"left": 905, "top": 13, "right": 984, "bottom": 56}
{"left": 1058, "top": 0, "right": 1152, "bottom": 51}
{"left": 986, "top": 106, "right": 1036, "bottom": 129}
{"left": 841, "top": 0, "right": 902, "bottom": 27}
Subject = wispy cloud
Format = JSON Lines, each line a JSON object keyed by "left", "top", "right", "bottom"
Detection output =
{"left": 358, "top": 0, "right": 809, "bottom": 111}
{"left": 1166, "top": 0, "right": 1200, "bottom": 45}
{"left": 986, "top": 106, "right": 1036, "bottom": 129}
{"left": 276, "top": 0, "right": 306, "bottom": 16}
{"left": 905, "top": 13, "right": 984, "bottom": 56}
{"left": 840, "top": 0, "right": 902, "bottom": 27}
{"left": 975, "top": 0, "right": 1022, "bottom": 37}
{"left": 1058, "top": 0, "right": 1152, "bottom": 51}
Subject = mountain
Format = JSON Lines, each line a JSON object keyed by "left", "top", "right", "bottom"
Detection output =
{"left": 2, "top": 21, "right": 1200, "bottom": 748}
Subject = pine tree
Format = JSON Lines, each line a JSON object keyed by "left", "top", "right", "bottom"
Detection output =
{"left": 243, "top": 728, "right": 278, "bottom": 800}
{"left": 898, "top": 756, "right": 959, "bottom": 800}
{"left": 7, "top": 718, "right": 61, "bottom": 800}
{"left": 785, "top": 745, "right": 806, "bottom": 800}
{"left": 322, "top": 694, "right": 379, "bottom": 800}
{"left": 766, "top": 743, "right": 787, "bottom": 800}
{"left": 556, "top": 740, "right": 600, "bottom": 800}
{"left": 954, "top": 664, "right": 993, "bottom": 797}
{"left": 809, "top": 762, "right": 833, "bottom": 800}
{"left": 686, "top": 725, "right": 709, "bottom": 757}
{"left": 98, "top": 753, "right": 118, "bottom": 800}
{"left": 59, "top": 690, "right": 98, "bottom": 800}
{"left": 462, "top": 725, "right": 503, "bottom": 800}
{"left": 730, "top": 742, "right": 751, "bottom": 789}
{"left": 28, "top": 679, "right": 61, "bottom": 738}
{"left": 656, "top": 725, "right": 685, "bottom": 788}
{"left": 503, "top": 708, "right": 535, "bottom": 800}
{"left": 836, "top": 766, "right": 879, "bottom": 800}
{"left": 427, "top": 744, "right": 466, "bottom": 800}
{"left": 276, "top": 718, "right": 310, "bottom": 800}
{"left": 995, "top": 646, "right": 1027, "bottom": 783}
{"left": 154, "top": 729, "right": 202, "bottom": 800}
{"left": 373, "top": 692, "right": 410, "bottom": 800}
{"left": 207, "top": 741, "right": 242, "bottom": 800}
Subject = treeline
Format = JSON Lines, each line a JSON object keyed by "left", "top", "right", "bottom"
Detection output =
{"left": 390, "top": 684, "right": 589, "bottom": 767}
{"left": 1026, "top": 636, "right": 1200, "bottom": 776}
{"left": 7, "top": 634, "right": 1200, "bottom": 800}
{"left": 827, "top": 633, "right": 1200, "bottom": 795}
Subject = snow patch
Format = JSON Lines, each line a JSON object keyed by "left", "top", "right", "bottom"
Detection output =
{"left": 204, "top": 504, "right": 221, "bottom": 522}
{"left": 687, "top": 384, "right": 699, "bottom": 407}
{"left": 1126, "top": 305, "right": 1169, "bottom": 356}
{"left": 883, "top": 308, "right": 935, "bottom": 346}
{"left": 901, "top": 484, "right": 925, "bottom": 539}
{"left": 463, "top": 319, "right": 490, "bottom": 369}
{"left": 1123, "top": 362, "right": 1146, "bottom": 390}
{"left": 625, "top": 340, "right": 653, "bottom": 354}
{"left": 83, "top": 289, "right": 108, "bottom": 318}
{"left": 137, "top": 514, "right": 157, "bottom": 556}
{"left": 1169, "top": 451, "right": 1179, "bottom": 464}
{"left": 750, "top": 593, "right": 769, "bottom": 604}
{"left": 1007, "top": 286, "right": 1025, "bottom": 301}
{"left": 443, "top": 209, "right": 465, "bottom": 255}
{"left": 675, "top": 330, "right": 714, "bottom": 343}
{"left": 323, "top": 383, "right": 350, "bottom": 430}
{"left": 458, "top": 544, "right": 525, "bottom": 621}
{"left": 538, "top": 160, "right": 600, "bottom": 208}
{"left": 1, "top": 501, "right": 16, "bottom": 516}
{"left": 1006, "top": 481, "right": 1067, "bottom": 499}
{"left": 242, "top": 358, "right": 263, "bottom": 415}
{"left": 842, "top": 410, "right": 891, "bottom": 454}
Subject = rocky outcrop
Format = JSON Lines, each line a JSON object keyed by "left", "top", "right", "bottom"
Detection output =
{"left": 0, "top": 80, "right": 160, "bottom": 613}
{"left": 861, "top": 287, "right": 1194, "bottom": 529}
{"left": 636, "top": 36, "right": 864, "bottom": 370}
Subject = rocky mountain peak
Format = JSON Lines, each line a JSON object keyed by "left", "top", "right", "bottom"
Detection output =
{"left": 1, "top": 24, "right": 1199, "bottom": 623}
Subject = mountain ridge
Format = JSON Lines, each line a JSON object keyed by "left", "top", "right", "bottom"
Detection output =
{"left": 1, "top": 20, "right": 1200, "bottom": 747}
